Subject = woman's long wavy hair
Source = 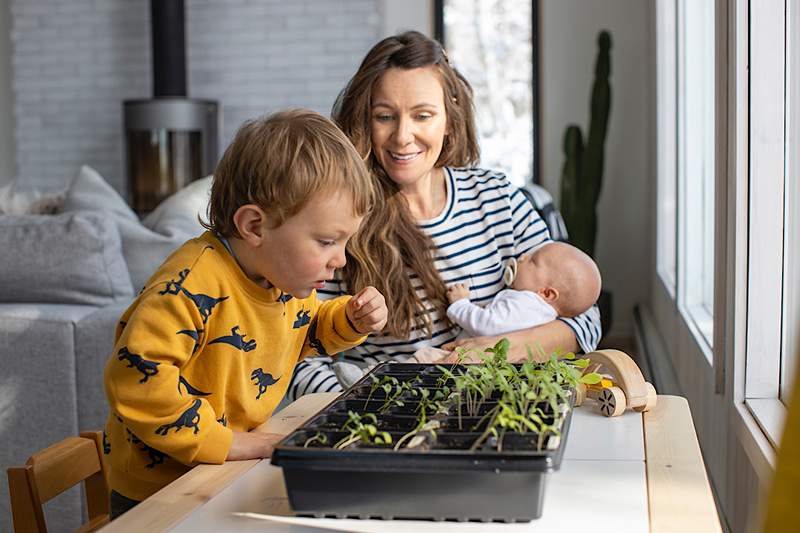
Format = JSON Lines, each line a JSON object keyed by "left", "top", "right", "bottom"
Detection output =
{"left": 333, "top": 31, "right": 479, "bottom": 339}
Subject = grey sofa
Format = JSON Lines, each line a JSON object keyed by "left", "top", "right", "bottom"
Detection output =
{"left": 0, "top": 212, "right": 136, "bottom": 532}
{"left": 1, "top": 167, "right": 212, "bottom": 532}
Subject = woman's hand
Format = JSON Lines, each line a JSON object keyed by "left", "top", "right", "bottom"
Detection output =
{"left": 346, "top": 286, "right": 388, "bottom": 334}
{"left": 441, "top": 320, "right": 580, "bottom": 363}
{"left": 441, "top": 334, "right": 512, "bottom": 362}
{"left": 226, "top": 431, "right": 285, "bottom": 461}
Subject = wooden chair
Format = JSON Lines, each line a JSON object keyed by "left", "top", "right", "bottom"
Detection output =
{"left": 7, "top": 431, "right": 110, "bottom": 533}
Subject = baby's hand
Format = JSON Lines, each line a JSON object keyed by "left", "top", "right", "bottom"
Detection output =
{"left": 447, "top": 283, "right": 470, "bottom": 303}
{"left": 346, "top": 286, "right": 388, "bottom": 334}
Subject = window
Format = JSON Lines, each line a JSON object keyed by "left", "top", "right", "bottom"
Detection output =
{"left": 781, "top": 0, "right": 800, "bottom": 402}
{"left": 677, "top": 0, "right": 716, "bottom": 353}
{"left": 656, "top": 0, "right": 677, "bottom": 295}
{"left": 745, "top": 0, "right": 796, "bottom": 446}
{"left": 436, "top": 0, "right": 536, "bottom": 187}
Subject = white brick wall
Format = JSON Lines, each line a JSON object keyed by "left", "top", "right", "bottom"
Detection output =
{"left": 9, "top": 0, "right": 382, "bottom": 193}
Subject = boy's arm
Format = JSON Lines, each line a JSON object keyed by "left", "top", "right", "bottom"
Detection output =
{"left": 105, "top": 289, "right": 232, "bottom": 466}
{"left": 299, "top": 295, "right": 368, "bottom": 359}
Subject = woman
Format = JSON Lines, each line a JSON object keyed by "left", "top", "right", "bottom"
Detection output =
{"left": 288, "top": 31, "right": 601, "bottom": 399}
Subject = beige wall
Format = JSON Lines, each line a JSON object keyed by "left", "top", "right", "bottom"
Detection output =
{"left": 379, "top": 0, "right": 434, "bottom": 37}
{"left": 540, "top": 0, "right": 655, "bottom": 337}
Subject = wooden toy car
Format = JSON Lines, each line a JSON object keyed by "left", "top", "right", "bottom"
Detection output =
{"left": 573, "top": 349, "right": 657, "bottom": 417}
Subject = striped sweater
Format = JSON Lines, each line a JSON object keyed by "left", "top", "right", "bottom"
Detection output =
{"left": 287, "top": 168, "right": 601, "bottom": 400}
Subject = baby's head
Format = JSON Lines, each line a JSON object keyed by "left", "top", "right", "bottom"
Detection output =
{"left": 201, "top": 109, "right": 375, "bottom": 297}
{"left": 510, "top": 242, "right": 601, "bottom": 317}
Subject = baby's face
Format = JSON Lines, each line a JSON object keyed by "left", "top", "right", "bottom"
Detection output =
{"left": 510, "top": 251, "right": 553, "bottom": 292}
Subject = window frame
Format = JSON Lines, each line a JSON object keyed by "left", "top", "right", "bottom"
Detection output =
{"left": 676, "top": 0, "right": 717, "bottom": 357}
{"left": 434, "top": 0, "right": 540, "bottom": 185}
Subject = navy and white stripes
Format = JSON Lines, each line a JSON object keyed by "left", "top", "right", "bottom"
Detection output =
{"left": 287, "top": 168, "right": 602, "bottom": 400}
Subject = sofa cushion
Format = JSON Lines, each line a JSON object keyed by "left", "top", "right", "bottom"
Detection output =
{"left": 0, "top": 212, "right": 134, "bottom": 305}
{"left": 75, "top": 301, "right": 131, "bottom": 432}
{"left": 61, "top": 165, "right": 212, "bottom": 291}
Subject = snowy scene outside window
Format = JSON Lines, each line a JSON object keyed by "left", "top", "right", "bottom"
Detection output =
{"left": 442, "top": 0, "right": 534, "bottom": 187}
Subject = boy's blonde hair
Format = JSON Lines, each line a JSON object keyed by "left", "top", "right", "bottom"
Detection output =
{"left": 202, "top": 109, "right": 374, "bottom": 237}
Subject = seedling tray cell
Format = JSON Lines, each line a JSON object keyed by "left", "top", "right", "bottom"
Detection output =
{"left": 272, "top": 359, "right": 576, "bottom": 522}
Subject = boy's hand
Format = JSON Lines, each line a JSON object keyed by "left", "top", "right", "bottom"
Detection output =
{"left": 346, "top": 286, "right": 388, "bottom": 334}
{"left": 447, "top": 283, "right": 470, "bottom": 303}
{"left": 226, "top": 431, "right": 284, "bottom": 461}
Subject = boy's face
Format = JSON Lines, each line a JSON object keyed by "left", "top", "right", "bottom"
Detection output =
{"left": 510, "top": 250, "right": 553, "bottom": 293}
{"left": 256, "top": 190, "right": 363, "bottom": 298}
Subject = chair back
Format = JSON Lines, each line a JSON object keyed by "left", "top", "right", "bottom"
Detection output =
{"left": 7, "top": 431, "right": 109, "bottom": 533}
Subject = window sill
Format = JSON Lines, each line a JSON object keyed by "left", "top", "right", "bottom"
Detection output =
{"left": 733, "top": 400, "right": 781, "bottom": 485}
{"left": 745, "top": 398, "right": 786, "bottom": 450}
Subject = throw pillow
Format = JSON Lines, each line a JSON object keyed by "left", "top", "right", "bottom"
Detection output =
{"left": 61, "top": 165, "right": 213, "bottom": 291}
{"left": 0, "top": 212, "right": 134, "bottom": 305}
{"left": 0, "top": 181, "right": 66, "bottom": 215}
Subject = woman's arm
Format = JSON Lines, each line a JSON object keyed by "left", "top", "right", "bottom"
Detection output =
{"left": 442, "top": 319, "right": 579, "bottom": 362}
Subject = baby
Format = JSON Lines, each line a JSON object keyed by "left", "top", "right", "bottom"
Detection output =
{"left": 447, "top": 241, "right": 602, "bottom": 337}
{"left": 409, "top": 242, "right": 601, "bottom": 363}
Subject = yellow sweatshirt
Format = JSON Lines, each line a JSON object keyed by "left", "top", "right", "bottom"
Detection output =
{"left": 104, "top": 231, "right": 366, "bottom": 501}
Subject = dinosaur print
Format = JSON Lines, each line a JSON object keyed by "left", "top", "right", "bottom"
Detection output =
{"left": 103, "top": 432, "right": 110, "bottom": 454}
{"left": 117, "top": 347, "right": 160, "bottom": 383}
{"left": 293, "top": 307, "right": 311, "bottom": 328}
{"left": 208, "top": 325, "right": 256, "bottom": 352}
{"left": 159, "top": 268, "right": 229, "bottom": 323}
{"left": 159, "top": 268, "right": 190, "bottom": 295}
{"left": 127, "top": 430, "right": 167, "bottom": 469}
{"left": 176, "top": 328, "right": 204, "bottom": 354}
{"left": 155, "top": 399, "right": 203, "bottom": 436}
{"left": 250, "top": 368, "right": 280, "bottom": 400}
{"left": 178, "top": 375, "right": 211, "bottom": 397}
{"left": 277, "top": 292, "right": 293, "bottom": 303}
{"left": 306, "top": 317, "right": 328, "bottom": 356}
{"left": 217, "top": 413, "right": 227, "bottom": 427}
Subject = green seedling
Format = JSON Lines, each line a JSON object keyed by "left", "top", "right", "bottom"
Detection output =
{"left": 302, "top": 431, "right": 328, "bottom": 448}
{"left": 334, "top": 411, "right": 392, "bottom": 450}
{"left": 313, "top": 340, "right": 601, "bottom": 453}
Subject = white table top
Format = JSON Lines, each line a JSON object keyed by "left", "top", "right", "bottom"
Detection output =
{"left": 171, "top": 406, "right": 649, "bottom": 533}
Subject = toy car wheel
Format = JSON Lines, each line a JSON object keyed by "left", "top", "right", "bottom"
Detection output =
{"left": 633, "top": 382, "right": 658, "bottom": 413}
{"left": 598, "top": 387, "right": 626, "bottom": 417}
{"left": 574, "top": 383, "right": 586, "bottom": 407}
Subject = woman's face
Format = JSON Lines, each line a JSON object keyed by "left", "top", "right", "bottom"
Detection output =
{"left": 370, "top": 66, "right": 449, "bottom": 189}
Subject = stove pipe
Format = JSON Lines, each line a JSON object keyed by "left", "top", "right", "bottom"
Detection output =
{"left": 151, "top": 0, "right": 186, "bottom": 97}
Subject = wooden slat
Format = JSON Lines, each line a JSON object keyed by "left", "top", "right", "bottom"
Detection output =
{"left": 28, "top": 437, "right": 101, "bottom": 502}
{"left": 645, "top": 395, "right": 722, "bottom": 532}
{"left": 80, "top": 431, "right": 111, "bottom": 520}
{"left": 99, "top": 392, "right": 338, "bottom": 532}
{"left": 7, "top": 466, "right": 46, "bottom": 533}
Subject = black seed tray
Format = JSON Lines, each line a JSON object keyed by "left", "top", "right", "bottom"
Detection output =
{"left": 271, "top": 362, "right": 574, "bottom": 522}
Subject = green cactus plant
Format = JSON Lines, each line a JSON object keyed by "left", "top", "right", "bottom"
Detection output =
{"left": 559, "top": 30, "right": 611, "bottom": 259}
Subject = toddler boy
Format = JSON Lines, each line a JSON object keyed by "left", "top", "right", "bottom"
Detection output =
{"left": 104, "top": 109, "right": 386, "bottom": 516}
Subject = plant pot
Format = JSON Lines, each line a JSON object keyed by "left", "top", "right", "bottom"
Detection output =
{"left": 271, "top": 361, "right": 575, "bottom": 522}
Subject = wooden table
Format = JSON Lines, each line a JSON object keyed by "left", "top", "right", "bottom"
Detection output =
{"left": 100, "top": 394, "right": 721, "bottom": 533}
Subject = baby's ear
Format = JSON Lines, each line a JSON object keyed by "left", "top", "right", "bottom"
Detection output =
{"left": 538, "top": 287, "right": 559, "bottom": 303}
